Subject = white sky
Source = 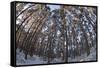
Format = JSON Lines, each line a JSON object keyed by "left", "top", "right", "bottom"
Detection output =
{"left": 47, "top": 4, "right": 60, "bottom": 11}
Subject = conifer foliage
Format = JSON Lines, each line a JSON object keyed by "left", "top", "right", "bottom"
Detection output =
{"left": 16, "top": 3, "right": 97, "bottom": 65}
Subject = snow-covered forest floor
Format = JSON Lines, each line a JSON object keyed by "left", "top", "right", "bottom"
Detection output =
{"left": 16, "top": 46, "right": 96, "bottom": 65}
{"left": 16, "top": 48, "right": 64, "bottom": 65}
{"left": 68, "top": 47, "right": 96, "bottom": 62}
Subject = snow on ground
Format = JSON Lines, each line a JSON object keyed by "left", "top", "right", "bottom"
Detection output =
{"left": 68, "top": 47, "right": 96, "bottom": 62}
{"left": 82, "top": 47, "right": 96, "bottom": 61}
{"left": 16, "top": 48, "right": 47, "bottom": 65}
{"left": 50, "top": 58, "right": 65, "bottom": 63}
{"left": 16, "top": 46, "right": 96, "bottom": 65}
{"left": 16, "top": 48, "right": 64, "bottom": 65}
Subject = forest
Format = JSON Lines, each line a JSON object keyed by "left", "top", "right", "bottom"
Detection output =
{"left": 16, "top": 3, "right": 97, "bottom": 65}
